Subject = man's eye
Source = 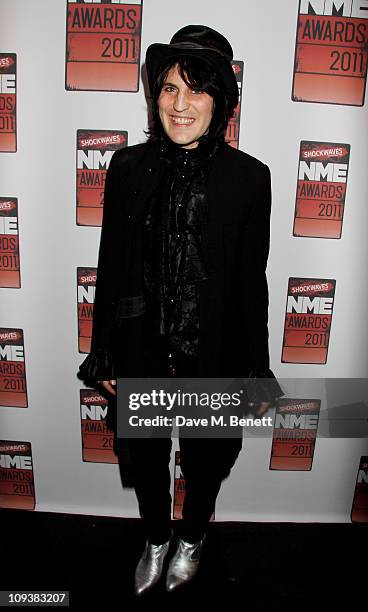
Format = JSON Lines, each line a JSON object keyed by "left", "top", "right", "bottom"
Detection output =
{"left": 164, "top": 86, "right": 176, "bottom": 92}
{"left": 192, "top": 89, "right": 204, "bottom": 94}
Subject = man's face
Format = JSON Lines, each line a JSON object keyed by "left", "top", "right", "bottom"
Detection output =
{"left": 158, "top": 63, "right": 214, "bottom": 149}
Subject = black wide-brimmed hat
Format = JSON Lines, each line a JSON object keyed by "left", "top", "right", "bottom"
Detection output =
{"left": 145, "top": 25, "right": 239, "bottom": 111}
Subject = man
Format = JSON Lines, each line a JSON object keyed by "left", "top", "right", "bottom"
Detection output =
{"left": 78, "top": 25, "right": 283, "bottom": 596}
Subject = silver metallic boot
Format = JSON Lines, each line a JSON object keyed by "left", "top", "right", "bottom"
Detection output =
{"left": 134, "top": 538, "right": 171, "bottom": 596}
{"left": 166, "top": 535, "right": 206, "bottom": 592}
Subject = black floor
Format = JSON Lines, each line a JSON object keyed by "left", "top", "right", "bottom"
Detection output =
{"left": 0, "top": 508, "right": 366, "bottom": 608}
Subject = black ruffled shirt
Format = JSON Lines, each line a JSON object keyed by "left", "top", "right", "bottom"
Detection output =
{"left": 78, "top": 136, "right": 284, "bottom": 405}
{"left": 142, "top": 136, "right": 218, "bottom": 360}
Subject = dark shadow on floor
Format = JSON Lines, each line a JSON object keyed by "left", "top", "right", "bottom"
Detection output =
{"left": 0, "top": 509, "right": 366, "bottom": 608}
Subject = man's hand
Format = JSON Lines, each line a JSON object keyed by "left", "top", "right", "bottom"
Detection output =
{"left": 98, "top": 379, "right": 117, "bottom": 396}
{"left": 249, "top": 401, "right": 271, "bottom": 417}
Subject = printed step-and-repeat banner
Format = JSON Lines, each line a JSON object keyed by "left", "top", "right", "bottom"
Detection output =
{"left": 0, "top": 53, "right": 16, "bottom": 152}
{"left": 0, "top": 0, "right": 367, "bottom": 523}
{"left": 65, "top": 0, "right": 143, "bottom": 92}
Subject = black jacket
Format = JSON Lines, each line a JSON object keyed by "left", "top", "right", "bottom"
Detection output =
{"left": 78, "top": 139, "right": 283, "bottom": 402}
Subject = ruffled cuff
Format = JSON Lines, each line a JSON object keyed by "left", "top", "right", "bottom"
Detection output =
{"left": 77, "top": 349, "right": 115, "bottom": 387}
{"left": 242, "top": 368, "right": 284, "bottom": 406}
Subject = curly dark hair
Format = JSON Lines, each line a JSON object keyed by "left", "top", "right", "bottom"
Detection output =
{"left": 145, "top": 55, "right": 237, "bottom": 145}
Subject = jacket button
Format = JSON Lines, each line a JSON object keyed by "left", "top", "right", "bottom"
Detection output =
{"left": 148, "top": 167, "right": 156, "bottom": 174}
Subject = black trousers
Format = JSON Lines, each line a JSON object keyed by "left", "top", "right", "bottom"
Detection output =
{"left": 124, "top": 347, "right": 243, "bottom": 545}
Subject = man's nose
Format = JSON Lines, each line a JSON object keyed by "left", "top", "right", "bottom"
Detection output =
{"left": 173, "top": 91, "right": 189, "bottom": 112}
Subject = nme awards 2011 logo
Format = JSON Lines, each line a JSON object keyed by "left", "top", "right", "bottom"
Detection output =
{"left": 292, "top": 0, "right": 368, "bottom": 105}
{"left": 0, "top": 441, "right": 35, "bottom": 510}
{"left": 351, "top": 456, "right": 368, "bottom": 522}
{"left": 270, "top": 398, "right": 321, "bottom": 470}
{"left": 77, "top": 267, "right": 96, "bottom": 353}
{"left": 0, "top": 198, "right": 20, "bottom": 288}
{"left": 0, "top": 54, "right": 16, "bottom": 152}
{"left": 281, "top": 278, "right": 336, "bottom": 364}
{"left": 173, "top": 451, "right": 215, "bottom": 521}
{"left": 66, "top": 0, "right": 143, "bottom": 92}
{"left": 80, "top": 389, "right": 117, "bottom": 463}
{"left": 173, "top": 451, "right": 186, "bottom": 520}
{"left": 0, "top": 328, "right": 27, "bottom": 408}
{"left": 76, "top": 129, "right": 127, "bottom": 226}
{"left": 225, "top": 60, "right": 244, "bottom": 149}
{"left": 293, "top": 141, "right": 350, "bottom": 238}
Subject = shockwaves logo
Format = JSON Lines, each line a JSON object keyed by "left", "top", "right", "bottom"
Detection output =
{"left": 76, "top": 129, "right": 127, "bottom": 226}
{"left": 0, "top": 53, "right": 16, "bottom": 152}
{"left": 293, "top": 141, "right": 350, "bottom": 238}
{"left": 292, "top": 0, "right": 368, "bottom": 105}
{"left": 77, "top": 267, "right": 96, "bottom": 353}
{"left": 0, "top": 198, "right": 20, "bottom": 288}
{"left": 281, "top": 278, "right": 336, "bottom": 364}
{"left": 66, "top": 0, "right": 143, "bottom": 92}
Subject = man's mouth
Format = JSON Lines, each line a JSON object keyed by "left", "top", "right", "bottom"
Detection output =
{"left": 169, "top": 116, "right": 195, "bottom": 126}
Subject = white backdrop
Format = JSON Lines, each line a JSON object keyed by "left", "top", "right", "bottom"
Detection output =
{"left": 1, "top": 0, "right": 367, "bottom": 521}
